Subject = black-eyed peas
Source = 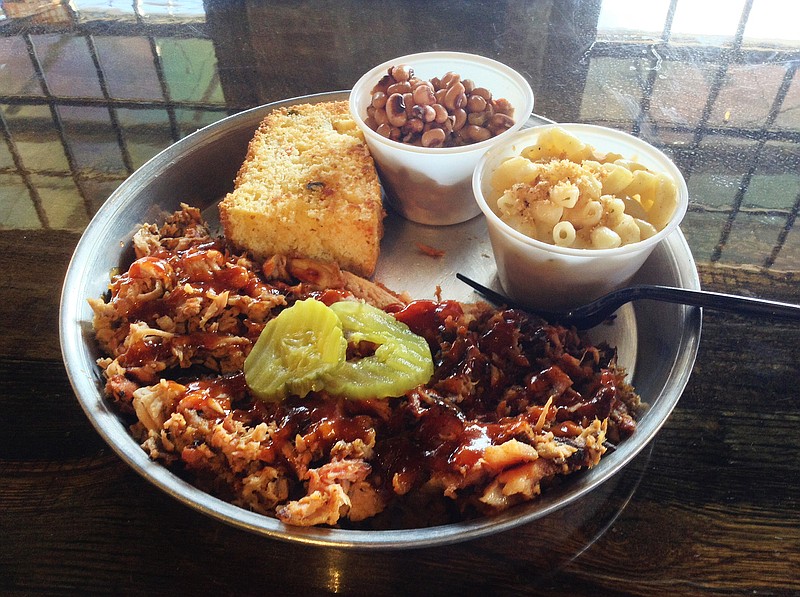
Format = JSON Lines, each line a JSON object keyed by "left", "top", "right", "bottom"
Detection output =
{"left": 390, "top": 64, "right": 413, "bottom": 82}
{"left": 384, "top": 94, "right": 407, "bottom": 128}
{"left": 421, "top": 127, "right": 446, "bottom": 148}
{"left": 364, "top": 65, "right": 515, "bottom": 148}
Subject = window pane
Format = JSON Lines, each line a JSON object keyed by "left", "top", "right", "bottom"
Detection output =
{"left": 33, "top": 34, "right": 104, "bottom": 98}
{"left": 671, "top": 0, "right": 748, "bottom": 41}
{"left": 597, "top": 0, "right": 671, "bottom": 36}
{"left": 773, "top": 72, "right": 800, "bottom": 131}
{"left": 710, "top": 63, "right": 787, "bottom": 129}
{"left": 650, "top": 61, "right": 718, "bottom": 128}
{"left": 116, "top": 107, "right": 174, "bottom": 169}
{"left": 771, "top": 226, "right": 800, "bottom": 270}
{"left": 0, "top": 173, "right": 41, "bottom": 229}
{"left": 175, "top": 107, "right": 226, "bottom": 138}
{"left": 580, "top": 57, "right": 645, "bottom": 125}
{"left": 686, "top": 136, "right": 758, "bottom": 209}
{"left": 158, "top": 38, "right": 223, "bottom": 104}
{"left": 35, "top": 173, "right": 86, "bottom": 231}
{"left": 682, "top": 210, "right": 730, "bottom": 263}
{"left": 0, "top": 37, "right": 43, "bottom": 97}
{"left": 743, "top": 142, "right": 800, "bottom": 210}
{"left": 58, "top": 105, "right": 127, "bottom": 174}
{"left": 94, "top": 36, "right": 164, "bottom": 101}
{"left": 722, "top": 212, "right": 786, "bottom": 266}
{"left": 744, "top": 0, "right": 800, "bottom": 45}
{"left": 2, "top": 104, "right": 70, "bottom": 172}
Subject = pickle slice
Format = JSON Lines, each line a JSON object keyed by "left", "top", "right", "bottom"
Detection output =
{"left": 244, "top": 298, "right": 346, "bottom": 402}
{"left": 324, "top": 300, "right": 433, "bottom": 400}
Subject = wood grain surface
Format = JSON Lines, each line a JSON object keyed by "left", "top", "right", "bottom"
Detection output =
{"left": 2, "top": 226, "right": 798, "bottom": 595}
{"left": 2, "top": 1, "right": 799, "bottom": 592}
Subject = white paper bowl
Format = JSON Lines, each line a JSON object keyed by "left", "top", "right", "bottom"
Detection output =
{"left": 350, "top": 51, "right": 534, "bottom": 226}
{"left": 473, "top": 123, "right": 689, "bottom": 310}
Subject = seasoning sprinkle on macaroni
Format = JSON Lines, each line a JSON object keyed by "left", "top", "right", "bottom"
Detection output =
{"left": 490, "top": 127, "right": 678, "bottom": 249}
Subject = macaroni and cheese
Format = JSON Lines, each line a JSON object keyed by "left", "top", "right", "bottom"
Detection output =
{"left": 490, "top": 127, "right": 678, "bottom": 249}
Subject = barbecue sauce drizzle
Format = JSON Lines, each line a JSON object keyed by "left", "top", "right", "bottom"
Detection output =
{"left": 159, "top": 295, "right": 631, "bottom": 501}
{"left": 102, "top": 214, "right": 636, "bottom": 513}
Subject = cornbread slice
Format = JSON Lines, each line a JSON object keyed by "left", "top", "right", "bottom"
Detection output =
{"left": 219, "top": 101, "right": 384, "bottom": 277}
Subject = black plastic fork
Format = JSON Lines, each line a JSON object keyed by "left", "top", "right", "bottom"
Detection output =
{"left": 456, "top": 273, "right": 800, "bottom": 330}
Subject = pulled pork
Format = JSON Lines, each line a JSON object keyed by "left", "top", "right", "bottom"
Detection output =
{"left": 89, "top": 204, "right": 641, "bottom": 528}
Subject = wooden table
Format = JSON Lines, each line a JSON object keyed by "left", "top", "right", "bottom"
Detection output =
{"left": 2, "top": 1, "right": 798, "bottom": 594}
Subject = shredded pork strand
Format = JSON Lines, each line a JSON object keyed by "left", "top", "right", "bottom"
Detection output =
{"left": 90, "top": 204, "right": 642, "bottom": 528}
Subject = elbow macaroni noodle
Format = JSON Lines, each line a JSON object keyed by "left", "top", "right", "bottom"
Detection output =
{"left": 490, "top": 127, "right": 677, "bottom": 249}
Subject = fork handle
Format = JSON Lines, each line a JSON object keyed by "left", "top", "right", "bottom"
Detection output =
{"left": 616, "top": 285, "right": 800, "bottom": 321}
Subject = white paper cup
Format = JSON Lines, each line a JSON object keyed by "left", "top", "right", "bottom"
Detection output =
{"left": 350, "top": 51, "right": 534, "bottom": 226}
{"left": 473, "top": 124, "right": 689, "bottom": 310}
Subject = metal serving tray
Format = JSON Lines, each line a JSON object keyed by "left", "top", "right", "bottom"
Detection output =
{"left": 59, "top": 91, "right": 701, "bottom": 549}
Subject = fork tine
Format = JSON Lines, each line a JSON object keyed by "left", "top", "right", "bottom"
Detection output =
{"left": 455, "top": 273, "right": 516, "bottom": 306}
{"left": 455, "top": 273, "right": 565, "bottom": 323}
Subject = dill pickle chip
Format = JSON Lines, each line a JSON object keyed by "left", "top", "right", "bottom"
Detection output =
{"left": 244, "top": 298, "right": 346, "bottom": 402}
{"left": 324, "top": 300, "right": 433, "bottom": 400}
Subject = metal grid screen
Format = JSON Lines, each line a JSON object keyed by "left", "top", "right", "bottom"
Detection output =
{"left": 1, "top": 0, "right": 798, "bottom": 271}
